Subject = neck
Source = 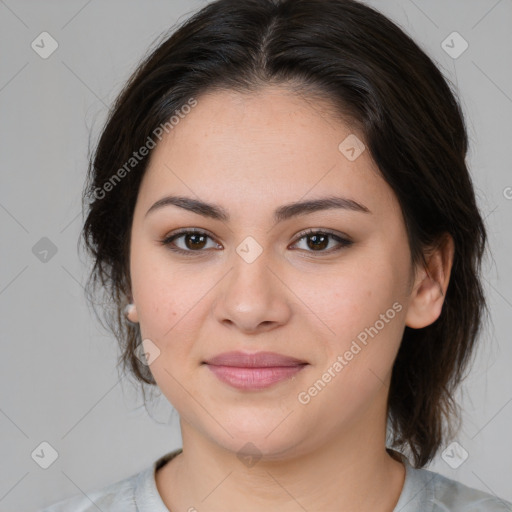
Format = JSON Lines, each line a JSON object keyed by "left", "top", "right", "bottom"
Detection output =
{"left": 156, "top": 400, "right": 406, "bottom": 512}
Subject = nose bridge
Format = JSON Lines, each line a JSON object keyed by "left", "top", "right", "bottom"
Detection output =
{"left": 212, "top": 236, "right": 291, "bottom": 332}
{"left": 228, "top": 236, "right": 277, "bottom": 304}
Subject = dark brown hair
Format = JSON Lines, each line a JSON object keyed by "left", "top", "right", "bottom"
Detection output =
{"left": 80, "top": 0, "right": 489, "bottom": 467}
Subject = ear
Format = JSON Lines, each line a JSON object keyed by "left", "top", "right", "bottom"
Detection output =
{"left": 405, "top": 233, "right": 455, "bottom": 329}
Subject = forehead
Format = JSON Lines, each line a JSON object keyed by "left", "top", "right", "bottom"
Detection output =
{"left": 137, "top": 86, "right": 399, "bottom": 222}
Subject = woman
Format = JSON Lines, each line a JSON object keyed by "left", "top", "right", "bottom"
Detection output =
{"left": 40, "top": 0, "right": 511, "bottom": 510}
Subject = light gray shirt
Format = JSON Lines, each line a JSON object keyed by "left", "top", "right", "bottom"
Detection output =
{"left": 38, "top": 448, "right": 512, "bottom": 511}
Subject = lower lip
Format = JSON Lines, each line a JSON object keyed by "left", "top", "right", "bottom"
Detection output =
{"left": 205, "top": 364, "right": 307, "bottom": 390}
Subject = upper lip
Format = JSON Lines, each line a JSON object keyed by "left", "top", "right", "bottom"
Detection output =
{"left": 203, "top": 351, "right": 308, "bottom": 368}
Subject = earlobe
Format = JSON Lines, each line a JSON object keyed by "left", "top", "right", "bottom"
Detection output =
{"left": 124, "top": 302, "right": 139, "bottom": 324}
{"left": 405, "top": 234, "right": 454, "bottom": 329}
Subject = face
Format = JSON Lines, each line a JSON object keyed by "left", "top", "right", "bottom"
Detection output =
{"left": 128, "top": 86, "right": 416, "bottom": 459}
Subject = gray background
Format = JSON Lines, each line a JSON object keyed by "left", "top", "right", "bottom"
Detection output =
{"left": 0, "top": 0, "right": 511, "bottom": 510}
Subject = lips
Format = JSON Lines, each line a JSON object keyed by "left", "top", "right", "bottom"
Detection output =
{"left": 202, "top": 351, "right": 308, "bottom": 390}
{"left": 203, "top": 351, "right": 308, "bottom": 368}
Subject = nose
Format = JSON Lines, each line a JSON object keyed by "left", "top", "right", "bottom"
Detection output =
{"left": 212, "top": 248, "right": 293, "bottom": 335}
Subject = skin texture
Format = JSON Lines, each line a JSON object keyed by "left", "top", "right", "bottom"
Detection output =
{"left": 126, "top": 86, "right": 454, "bottom": 512}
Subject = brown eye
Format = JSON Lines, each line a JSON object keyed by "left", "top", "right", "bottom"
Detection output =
{"left": 160, "top": 229, "right": 220, "bottom": 254}
{"left": 160, "top": 228, "right": 352, "bottom": 257}
{"left": 291, "top": 230, "right": 353, "bottom": 254}
{"left": 183, "top": 233, "right": 208, "bottom": 250}
{"left": 305, "top": 233, "right": 329, "bottom": 251}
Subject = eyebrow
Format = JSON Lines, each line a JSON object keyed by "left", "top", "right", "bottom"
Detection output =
{"left": 145, "top": 194, "right": 371, "bottom": 223}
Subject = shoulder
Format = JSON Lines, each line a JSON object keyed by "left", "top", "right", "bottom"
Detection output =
{"left": 406, "top": 465, "right": 512, "bottom": 511}
{"left": 37, "top": 468, "right": 144, "bottom": 512}
{"left": 36, "top": 448, "right": 182, "bottom": 512}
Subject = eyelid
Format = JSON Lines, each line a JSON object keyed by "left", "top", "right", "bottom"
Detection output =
{"left": 291, "top": 227, "right": 352, "bottom": 244}
{"left": 165, "top": 227, "right": 217, "bottom": 239}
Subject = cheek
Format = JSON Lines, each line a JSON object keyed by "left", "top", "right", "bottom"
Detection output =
{"left": 301, "top": 266, "right": 393, "bottom": 340}
{"left": 308, "top": 259, "right": 405, "bottom": 377}
{"left": 296, "top": 294, "right": 405, "bottom": 432}
{"left": 130, "top": 242, "right": 195, "bottom": 332}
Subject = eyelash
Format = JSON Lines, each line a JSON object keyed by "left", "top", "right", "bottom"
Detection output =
{"left": 159, "top": 227, "right": 353, "bottom": 256}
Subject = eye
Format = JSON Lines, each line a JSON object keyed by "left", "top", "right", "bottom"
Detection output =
{"left": 159, "top": 228, "right": 353, "bottom": 256}
{"left": 160, "top": 228, "right": 221, "bottom": 255}
{"left": 289, "top": 229, "right": 353, "bottom": 254}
